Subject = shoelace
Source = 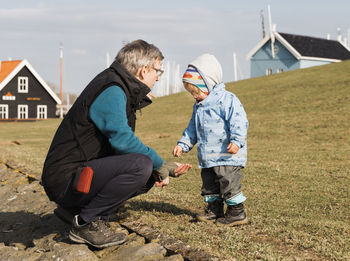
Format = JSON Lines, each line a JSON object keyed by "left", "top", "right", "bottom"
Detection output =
{"left": 91, "top": 220, "right": 114, "bottom": 237}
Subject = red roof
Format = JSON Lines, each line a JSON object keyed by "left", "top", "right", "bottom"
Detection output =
{"left": 0, "top": 60, "right": 22, "bottom": 83}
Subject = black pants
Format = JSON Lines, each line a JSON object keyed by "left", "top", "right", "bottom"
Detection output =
{"left": 58, "top": 153, "right": 154, "bottom": 223}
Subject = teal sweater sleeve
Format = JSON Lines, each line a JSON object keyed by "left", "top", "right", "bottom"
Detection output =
{"left": 89, "top": 86, "right": 163, "bottom": 170}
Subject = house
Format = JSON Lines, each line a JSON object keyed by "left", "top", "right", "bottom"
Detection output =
{"left": 0, "top": 59, "right": 61, "bottom": 120}
{"left": 247, "top": 31, "right": 350, "bottom": 78}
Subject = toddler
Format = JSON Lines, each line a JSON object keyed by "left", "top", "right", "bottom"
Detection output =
{"left": 173, "top": 54, "right": 249, "bottom": 226}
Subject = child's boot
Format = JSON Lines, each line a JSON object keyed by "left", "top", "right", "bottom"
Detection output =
{"left": 216, "top": 203, "right": 248, "bottom": 226}
{"left": 196, "top": 200, "right": 224, "bottom": 222}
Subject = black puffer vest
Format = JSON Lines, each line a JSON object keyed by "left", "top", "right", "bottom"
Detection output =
{"left": 42, "top": 61, "right": 152, "bottom": 201}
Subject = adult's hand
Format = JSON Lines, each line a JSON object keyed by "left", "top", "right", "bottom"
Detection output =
{"left": 173, "top": 163, "right": 192, "bottom": 177}
{"left": 153, "top": 162, "right": 192, "bottom": 187}
{"left": 155, "top": 176, "right": 169, "bottom": 188}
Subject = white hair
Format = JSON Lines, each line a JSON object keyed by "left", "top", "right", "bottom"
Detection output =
{"left": 116, "top": 39, "right": 164, "bottom": 75}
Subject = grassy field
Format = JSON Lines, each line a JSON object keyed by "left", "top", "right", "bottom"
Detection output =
{"left": 1, "top": 60, "right": 350, "bottom": 260}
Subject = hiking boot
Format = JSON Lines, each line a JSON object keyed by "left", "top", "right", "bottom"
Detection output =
{"left": 54, "top": 205, "right": 80, "bottom": 225}
{"left": 196, "top": 200, "right": 224, "bottom": 222}
{"left": 69, "top": 215, "right": 127, "bottom": 248}
{"left": 216, "top": 203, "right": 248, "bottom": 226}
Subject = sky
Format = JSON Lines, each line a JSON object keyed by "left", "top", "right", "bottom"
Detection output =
{"left": 1, "top": 0, "right": 349, "bottom": 95}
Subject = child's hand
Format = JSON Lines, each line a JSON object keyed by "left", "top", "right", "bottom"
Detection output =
{"left": 173, "top": 145, "right": 183, "bottom": 157}
{"left": 227, "top": 143, "right": 239, "bottom": 154}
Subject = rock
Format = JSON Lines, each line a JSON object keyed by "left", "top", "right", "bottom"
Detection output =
{"left": 8, "top": 242, "right": 26, "bottom": 250}
{"left": 123, "top": 233, "right": 146, "bottom": 248}
{"left": 95, "top": 232, "right": 145, "bottom": 259}
{"left": 37, "top": 242, "right": 98, "bottom": 261}
{"left": 0, "top": 243, "right": 41, "bottom": 261}
{"left": 105, "top": 242, "right": 167, "bottom": 261}
{"left": 109, "top": 222, "right": 129, "bottom": 235}
{"left": 165, "top": 254, "right": 184, "bottom": 261}
{"left": 122, "top": 220, "right": 220, "bottom": 260}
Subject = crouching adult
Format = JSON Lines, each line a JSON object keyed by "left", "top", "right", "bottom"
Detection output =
{"left": 41, "top": 39, "right": 191, "bottom": 248}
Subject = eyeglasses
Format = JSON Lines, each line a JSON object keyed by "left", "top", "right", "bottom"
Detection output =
{"left": 151, "top": 66, "right": 164, "bottom": 77}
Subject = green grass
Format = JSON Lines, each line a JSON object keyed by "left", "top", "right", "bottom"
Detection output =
{"left": 1, "top": 60, "right": 350, "bottom": 259}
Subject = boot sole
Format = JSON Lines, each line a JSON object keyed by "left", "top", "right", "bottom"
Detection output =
{"left": 68, "top": 231, "right": 127, "bottom": 249}
{"left": 216, "top": 217, "right": 249, "bottom": 227}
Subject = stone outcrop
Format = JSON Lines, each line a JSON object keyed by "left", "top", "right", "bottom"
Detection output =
{"left": 0, "top": 161, "right": 218, "bottom": 260}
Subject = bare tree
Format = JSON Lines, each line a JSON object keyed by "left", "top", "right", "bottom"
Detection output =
{"left": 46, "top": 81, "right": 77, "bottom": 105}
{"left": 46, "top": 81, "right": 59, "bottom": 94}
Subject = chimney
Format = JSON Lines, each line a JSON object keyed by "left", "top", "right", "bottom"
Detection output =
{"left": 327, "top": 34, "right": 331, "bottom": 40}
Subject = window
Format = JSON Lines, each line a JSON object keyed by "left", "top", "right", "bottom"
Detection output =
{"left": 266, "top": 68, "right": 273, "bottom": 75}
{"left": 18, "top": 105, "right": 28, "bottom": 119}
{"left": 18, "top": 77, "right": 28, "bottom": 93}
{"left": 0, "top": 105, "right": 9, "bottom": 119}
{"left": 277, "top": 68, "right": 284, "bottom": 73}
{"left": 37, "top": 105, "right": 47, "bottom": 119}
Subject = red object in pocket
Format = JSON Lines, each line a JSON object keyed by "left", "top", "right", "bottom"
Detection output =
{"left": 73, "top": 166, "right": 93, "bottom": 194}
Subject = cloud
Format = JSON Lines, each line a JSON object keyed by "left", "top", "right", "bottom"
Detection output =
{"left": 0, "top": 5, "right": 252, "bottom": 46}
{"left": 0, "top": 4, "right": 258, "bottom": 93}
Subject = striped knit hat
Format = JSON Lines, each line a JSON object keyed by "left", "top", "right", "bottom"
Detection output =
{"left": 182, "top": 66, "right": 208, "bottom": 93}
